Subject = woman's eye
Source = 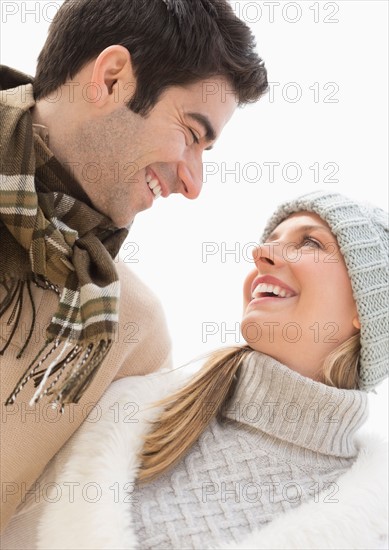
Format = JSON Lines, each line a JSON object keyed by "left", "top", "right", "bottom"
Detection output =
{"left": 189, "top": 129, "right": 200, "bottom": 145}
{"left": 301, "top": 236, "right": 321, "bottom": 248}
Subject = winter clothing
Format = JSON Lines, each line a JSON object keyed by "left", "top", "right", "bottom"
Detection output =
{"left": 132, "top": 351, "right": 369, "bottom": 549}
{"left": 0, "top": 66, "right": 172, "bottom": 532}
{"left": 261, "top": 190, "right": 389, "bottom": 391}
{"left": 1, "top": 353, "right": 387, "bottom": 550}
{"left": 0, "top": 65, "right": 129, "bottom": 408}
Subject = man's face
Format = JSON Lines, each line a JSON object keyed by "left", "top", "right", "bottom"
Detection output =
{"left": 74, "top": 77, "right": 237, "bottom": 227}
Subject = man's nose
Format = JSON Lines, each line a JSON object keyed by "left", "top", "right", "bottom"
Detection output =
{"left": 177, "top": 154, "right": 203, "bottom": 199}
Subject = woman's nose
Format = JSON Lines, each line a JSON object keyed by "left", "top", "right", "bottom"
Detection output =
{"left": 251, "top": 242, "right": 280, "bottom": 267}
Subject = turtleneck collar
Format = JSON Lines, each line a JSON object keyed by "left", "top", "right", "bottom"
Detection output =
{"left": 223, "top": 351, "right": 368, "bottom": 459}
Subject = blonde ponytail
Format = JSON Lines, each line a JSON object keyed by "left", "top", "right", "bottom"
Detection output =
{"left": 137, "top": 345, "right": 252, "bottom": 483}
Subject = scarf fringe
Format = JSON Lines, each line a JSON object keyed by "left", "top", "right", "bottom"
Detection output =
{"left": 5, "top": 338, "right": 113, "bottom": 412}
{"left": 1, "top": 281, "right": 30, "bottom": 356}
{"left": 2, "top": 278, "right": 112, "bottom": 410}
{"left": 0, "top": 277, "right": 57, "bottom": 358}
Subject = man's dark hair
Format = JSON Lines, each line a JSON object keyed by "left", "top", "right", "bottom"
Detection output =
{"left": 34, "top": 0, "right": 268, "bottom": 115}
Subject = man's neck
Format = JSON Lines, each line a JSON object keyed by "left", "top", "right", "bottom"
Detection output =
{"left": 30, "top": 96, "right": 77, "bottom": 173}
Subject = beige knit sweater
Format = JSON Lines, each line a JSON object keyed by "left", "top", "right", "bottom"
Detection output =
{"left": 0, "top": 260, "right": 172, "bottom": 532}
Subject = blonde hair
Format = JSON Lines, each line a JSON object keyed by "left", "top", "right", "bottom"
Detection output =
{"left": 322, "top": 333, "right": 361, "bottom": 389}
{"left": 138, "top": 336, "right": 360, "bottom": 484}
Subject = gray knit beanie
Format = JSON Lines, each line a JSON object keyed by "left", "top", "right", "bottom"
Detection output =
{"left": 261, "top": 190, "right": 388, "bottom": 392}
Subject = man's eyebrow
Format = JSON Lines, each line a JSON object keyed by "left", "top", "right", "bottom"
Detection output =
{"left": 266, "top": 224, "right": 331, "bottom": 241}
{"left": 187, "top": 112, "right": 217, "bottom": 149}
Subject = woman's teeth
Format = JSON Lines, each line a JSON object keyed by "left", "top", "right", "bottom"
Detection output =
{"left": 146, "top": 174, "right": 162, "bottom": 199}
{"left": 252, "top": 283, "right": 293, "bottom": 299}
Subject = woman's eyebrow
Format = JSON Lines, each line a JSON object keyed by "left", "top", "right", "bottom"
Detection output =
{"left": 266, "top": 224, "right": 331, "bottom": 241}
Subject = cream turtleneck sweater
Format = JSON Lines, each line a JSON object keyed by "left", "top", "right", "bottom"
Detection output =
{"left": 132, "top": 351, "right": 368, "bottom": 549}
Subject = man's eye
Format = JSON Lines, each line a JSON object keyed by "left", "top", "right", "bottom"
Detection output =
{"left": 189, "top": 129, "right": 200, "bottom": 145}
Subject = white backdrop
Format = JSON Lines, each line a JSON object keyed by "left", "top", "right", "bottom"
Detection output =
{"left": 1, "top": 0, "right": 387, "bottom": 436}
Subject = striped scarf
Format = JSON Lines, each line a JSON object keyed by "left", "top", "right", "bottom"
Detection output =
{"left": 0, "top": 67, "right": 128, "bottom": 410}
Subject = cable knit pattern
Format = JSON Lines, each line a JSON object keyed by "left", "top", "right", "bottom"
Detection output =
{"left": 132, "top": 351, "right": 368, "bottom": 549}
{"left": 260, "top": 190, "right": 389, "bottom": 391}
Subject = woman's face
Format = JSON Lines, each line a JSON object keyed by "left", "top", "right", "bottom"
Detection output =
{"left": 241, "top": 212, "right": 360, "bottom": 381}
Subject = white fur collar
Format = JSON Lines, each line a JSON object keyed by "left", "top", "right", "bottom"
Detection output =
{"left": 36, "top": 370, "right": 388, "bottom": 550}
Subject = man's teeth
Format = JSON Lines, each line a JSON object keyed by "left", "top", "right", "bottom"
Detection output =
{"left": 252, "top": 283, "right": 293, "bottom": 298}
{"left": 146, "top": 175, "right": 162, "bottom": 198}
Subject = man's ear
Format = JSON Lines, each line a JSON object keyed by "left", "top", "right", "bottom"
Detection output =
{"left": 89, "top": 45, "right": 135, "bottom": 109}
{"left": 352, "top": 315, "right": 361, "bottom": 330}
